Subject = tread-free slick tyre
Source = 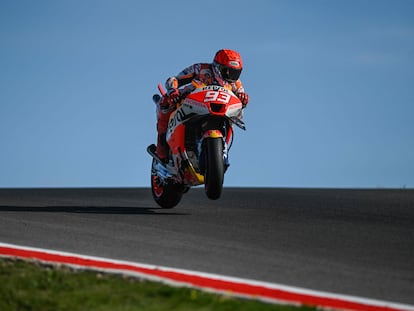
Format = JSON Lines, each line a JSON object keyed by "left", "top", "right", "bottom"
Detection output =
{"left": 203, "top": 137, "right": 224, "bottom": 200}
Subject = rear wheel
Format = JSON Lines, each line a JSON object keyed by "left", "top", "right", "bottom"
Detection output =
{"left": 151, "top": 159, "right": 182, "bottom": 208}
{"left": 203, "top": 138, "right": 224, "bottom": 200}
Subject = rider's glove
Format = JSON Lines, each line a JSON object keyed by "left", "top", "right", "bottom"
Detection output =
{"left": 237, "top": 92, "right": 249, "bottom": 108}
{"left": 167, "top": 88, "right": 181, "bottom": 107}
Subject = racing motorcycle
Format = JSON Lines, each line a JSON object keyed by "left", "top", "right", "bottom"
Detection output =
{"left": 147, "top": 83, "right": 246, "bottom": 208}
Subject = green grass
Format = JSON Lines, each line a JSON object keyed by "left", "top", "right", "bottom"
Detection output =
{"left": 0, "top": 258, "right": 315, "bottom": 311}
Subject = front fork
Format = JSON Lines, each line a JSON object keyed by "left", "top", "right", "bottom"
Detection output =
{"left": 199, "top": 129, "right": 230, "bottom": 171}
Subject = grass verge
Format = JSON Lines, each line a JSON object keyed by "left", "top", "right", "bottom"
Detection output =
{"left": 0, "top": 257, "right": 315, "bottom": 311}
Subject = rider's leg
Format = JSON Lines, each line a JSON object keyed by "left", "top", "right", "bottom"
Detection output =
{"left": 156, "top": 96, "right": 172, "bottom": 160}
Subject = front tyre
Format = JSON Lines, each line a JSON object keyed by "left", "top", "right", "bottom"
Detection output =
{"left": 151, "top": 159, "right": 182, "bottom": 208}
{"left": 203, "top": 137, "right": 224, "bottom": 200}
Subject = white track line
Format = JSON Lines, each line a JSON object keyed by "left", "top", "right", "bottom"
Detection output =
{"left": 0, "top": 242, "right": 413, "bottom": 311}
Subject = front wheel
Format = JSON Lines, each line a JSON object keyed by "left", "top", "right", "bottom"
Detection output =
{"left": 203, "top": 137, "right": 224, "bottom": 200}
{"left": 151, "top": 159, "right": 183, "bottom": 208}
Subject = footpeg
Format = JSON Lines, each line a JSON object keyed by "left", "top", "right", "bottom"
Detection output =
{"left": 147, "top": 144, "right": 164, "bottom": 165}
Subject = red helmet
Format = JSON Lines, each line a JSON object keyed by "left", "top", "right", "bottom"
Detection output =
{"left": 213, "top": 49, "right": 243, "bottom": 83}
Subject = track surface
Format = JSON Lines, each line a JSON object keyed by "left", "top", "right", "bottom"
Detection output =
{"left": 0, "top": 188, "right": 413, "bottom": 305}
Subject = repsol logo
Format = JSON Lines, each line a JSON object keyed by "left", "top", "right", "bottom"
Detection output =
{"left": 168, "top": 107, "right": 187, "bottom": 130}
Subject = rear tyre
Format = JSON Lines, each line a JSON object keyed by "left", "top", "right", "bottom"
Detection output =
{"left": 203, "top": 137, "right": 224, "bottom": 200}
{"left": 151, "top": 159, "right": 182, "bottom": 208}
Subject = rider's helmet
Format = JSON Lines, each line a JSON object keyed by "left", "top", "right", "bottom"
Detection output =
{"left": 213, "top": 49, "right": 243, "bottom": 83}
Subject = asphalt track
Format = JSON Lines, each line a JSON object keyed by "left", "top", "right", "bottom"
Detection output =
{"left": 0, "top": 187, "right": 413, "bottom": 306}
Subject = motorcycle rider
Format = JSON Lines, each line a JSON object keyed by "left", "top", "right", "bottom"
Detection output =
{"left": 155, "top": 49, "right": 250, "bottom": 161}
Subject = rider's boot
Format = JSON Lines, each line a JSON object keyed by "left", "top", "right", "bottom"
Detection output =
{"left": 156, "top": 132, "right": 169, "bottom": 162}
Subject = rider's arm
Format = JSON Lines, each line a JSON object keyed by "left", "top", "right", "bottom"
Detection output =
{"left": 232, "top": 80, "right": 245, "bottom": 94}
{"left": 165, "top": 64, "right": 198, "bottom": 94}
{"left": 232, "top": 80, "right": 249, "bottom": 107}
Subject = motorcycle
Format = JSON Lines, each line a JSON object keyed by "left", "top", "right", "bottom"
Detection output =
{"left": 147, "top": 83, "right": 246, "bottom": 208}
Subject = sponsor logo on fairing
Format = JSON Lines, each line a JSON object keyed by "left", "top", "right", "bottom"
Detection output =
{"left": 168, "top": 107, "right": 187, "bottom": 130}
{"left": 202, "top": 85, "right": 229, "bottom": 92}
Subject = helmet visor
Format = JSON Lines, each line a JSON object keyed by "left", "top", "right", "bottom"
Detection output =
{"left": 220, "top": 65, "right": 242, "bottom": 82}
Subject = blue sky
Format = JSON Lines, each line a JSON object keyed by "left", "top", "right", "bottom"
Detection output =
{"left": 1, "top": 0, "right": 413, "bottom": 188}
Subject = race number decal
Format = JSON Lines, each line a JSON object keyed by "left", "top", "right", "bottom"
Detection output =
{"left": 204, "top": 91, "right": 231, "bottom": 104}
